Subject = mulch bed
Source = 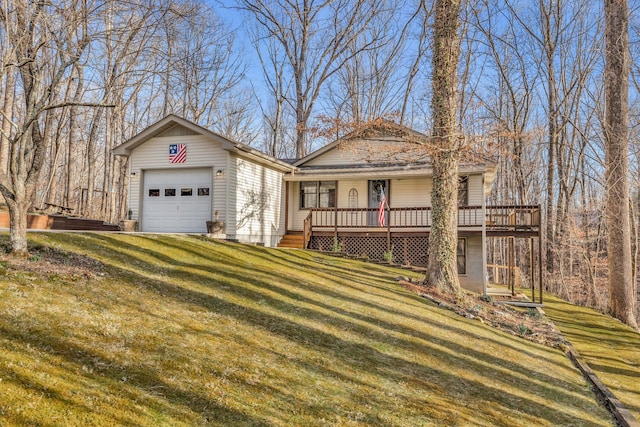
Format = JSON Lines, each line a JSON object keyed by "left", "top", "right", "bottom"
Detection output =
{"left": 0, "top": 244, "right": 105, "bottom": 279}
{"left": 396, "top": 278, "right": 567, "bottom": 348}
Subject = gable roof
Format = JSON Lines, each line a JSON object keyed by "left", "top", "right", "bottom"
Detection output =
{"left": 290, "top": 119, "right": 498, "bottom": 196}
{"left": 294, "top": 119, "right": 425, "bottom": 167}
{"left": 113, "top": 114, "right": 295, "bottom": 172}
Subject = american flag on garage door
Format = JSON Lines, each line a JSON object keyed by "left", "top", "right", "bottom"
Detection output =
{"left": 169, "top": 144, "right": 187, "bottom": 163}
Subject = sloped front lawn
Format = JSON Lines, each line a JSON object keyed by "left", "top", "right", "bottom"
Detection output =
{"left": 543, "top": 294, "right": 640, "bottom": 422}
{"left": 0, "top": 233, "right": 613, "bottom": 426}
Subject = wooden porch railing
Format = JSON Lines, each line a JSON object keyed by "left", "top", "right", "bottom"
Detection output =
{"left": 306, "top": 205, "right": 540, "bottom": 231}
{"left": 303, "top": 211, "right": 312, "bottom": 249}
{"left": 485, "top": 205, "right": 540, "bottom": 230}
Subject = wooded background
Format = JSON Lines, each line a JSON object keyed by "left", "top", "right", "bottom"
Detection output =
{"left": 1, "top": 0, "right": 638, "bottom": 318}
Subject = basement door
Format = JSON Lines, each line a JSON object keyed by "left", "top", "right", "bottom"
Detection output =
{"left": 142, "top": 168, "right": 212, "bottom": 232}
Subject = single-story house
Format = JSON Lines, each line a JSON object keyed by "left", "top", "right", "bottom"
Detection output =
{"left": 282, "top": 123, "right": 495, "bottom": 293}
{"left": 113, "top": 115, "right": 295, "bottom": 247}
{"left": 115, "top": 116, "right": 541, "bottom": 296}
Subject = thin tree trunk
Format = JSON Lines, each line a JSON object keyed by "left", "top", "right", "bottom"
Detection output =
{"left": 1, "top": 68, "right": 15, "bottom": 175}
{"left": 65, "top": 109, "right": 77, "bottom": 209}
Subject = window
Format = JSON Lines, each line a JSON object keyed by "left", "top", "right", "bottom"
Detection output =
{"left": 149, "top": 189, "right": 160, "bottom": 197}
{"left": 165, "top": 188, "right": 176, "bottom": 197}
{"left": 319, "top": 181, "right": 336, "bottom": 208}
{"left": 300, "top": 181, "right": 336, "bottom": 209}
{"left": 181, "top": 188, "right": 193, "bottom": 196}
{"left": 198, "top": 187, "right": 210, "bottom": 196}
{"left": 457, "top": 238, "right": 467, "bottom": 275}
{"left": 458, "top": 176, "right": 469, "bottom": 206}
{"left": 300, "top": 182, "right": 317, "bottom": 208}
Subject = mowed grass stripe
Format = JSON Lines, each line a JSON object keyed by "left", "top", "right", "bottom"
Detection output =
{"left": 0, "top": 233, "right": 613, "bottom": 426}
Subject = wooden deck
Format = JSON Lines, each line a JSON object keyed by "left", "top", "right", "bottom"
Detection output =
{"left": 299, "top": 205, "right": 543, "bottom": 302}
{"left": 0, "top": 212, "right": 120, "bottom": 231}
{"left": 305, "top": 205, "right": 540, "bottom": 234}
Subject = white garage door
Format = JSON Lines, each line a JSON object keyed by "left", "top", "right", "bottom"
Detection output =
{"left": 142, "top": 168, "right": 212, "bottom": 233}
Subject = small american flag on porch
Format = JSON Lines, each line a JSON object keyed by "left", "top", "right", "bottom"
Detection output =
{"left": 378, "top": 189, "right": 387, "bottom": 227}
{"left": 169, "top": 144, "right": 187, "bottom": 163}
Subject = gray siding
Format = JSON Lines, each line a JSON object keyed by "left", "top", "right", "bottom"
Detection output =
{"left": 459, "top": 235, "right": 484, "bottom": 293}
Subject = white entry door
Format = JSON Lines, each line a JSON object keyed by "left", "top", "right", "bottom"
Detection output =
{"left": 142, "top": 168, "right": 212, "bottom": 232}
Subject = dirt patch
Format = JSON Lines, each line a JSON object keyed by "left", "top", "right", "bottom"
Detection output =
{"left": 0, "top": 245, "right": 105, "bottom": 279}
{"left": 397, "top": 279, "right": 566, "bottom": 348}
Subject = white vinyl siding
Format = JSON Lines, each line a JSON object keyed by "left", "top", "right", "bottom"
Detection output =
{"left": 390, "top": 178, "right": 431, "bottom": 207}
{"left": 128, "top": 134, "right": 228, "bottom": 225}
{"left": 467, "top": 174, "right": 484, "bottom": 206}
{"left": 289, "top": 182, "right": 304, "bottom": 230}
{"left": 230, "top": 156, "right": 285, "bottom": 246}
{"left": 289, "top": 177, "right": 433, "bottom": 230}
{"left": 337, "top": 180, "right": 367, "bottom": 209}
{"left": 288, "top": 174, "right": 485, "bottom": 231}
{"left": 304, "top": 138, "right": 411, "bottom": 167}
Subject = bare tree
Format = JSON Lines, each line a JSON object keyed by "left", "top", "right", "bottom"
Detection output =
{"left": 323, "top": 3, "right": 411, "bottom": 126}
{"left": 160, "top": 2, "right": 247, "bottom": 130}
{"left": 472, "top": 0, "right": 537, "bottom": 205}
{"left": 0, "top": 50, "right": 15, "bottom": 175}
{"left": 252, "top": 33, "right": 295, "bottom": 158}
{"left": 604, "top": 0, "right": 637, "bottom": 328}
{"left": 0, "top": 0, "right": 97, "bottom": 255}
{"left": 425, "top": 0, "right": 463, "bottom": 293}
{"left": 238, "top": 0, "right": 384, "bottom": 159}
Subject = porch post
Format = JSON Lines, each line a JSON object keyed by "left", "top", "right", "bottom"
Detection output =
{"left": 530, "top": 237, "right": 535, "bottom": 303}
{"left": 482, "top": 191, "right": 487, "bottom": 295}
{"left": 538, "top": 232, "right": 543, "bottom": 304}
{"left": 387, "top": 207, "right": 391, "bottom": 252}
{"left": 334, "top": 205, "right": 338, "bottom": 241}
{"left": 508, "top": 237, "right": 515, "bottom": 296}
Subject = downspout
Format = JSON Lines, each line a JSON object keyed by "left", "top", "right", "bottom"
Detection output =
{"left": 482, "top": 173, "right": 488, "bottom": 296}
{"left": 225, "top": 153, "right": 231, "bottom": 237}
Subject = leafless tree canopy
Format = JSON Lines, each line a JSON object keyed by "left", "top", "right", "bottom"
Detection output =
{"left": 0, "top": 0, "right": 639, "bottom": 325}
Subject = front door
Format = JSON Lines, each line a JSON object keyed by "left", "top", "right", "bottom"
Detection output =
{"left": 368, "top": 179, "right": 389, "bottom": 226}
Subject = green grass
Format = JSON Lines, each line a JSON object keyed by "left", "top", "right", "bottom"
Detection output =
{"left": 543, "top": 294, "right": 640, "bottom": 422}
{"left": 0, "top": 233, "right": 614, "bottom": 426}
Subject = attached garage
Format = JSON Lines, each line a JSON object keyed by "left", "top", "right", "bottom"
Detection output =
{"left": 142, "top": 168, "right": 212, "bottom": 233}
{"left": 113, "top": 115, "right": 294, "bottom": 246}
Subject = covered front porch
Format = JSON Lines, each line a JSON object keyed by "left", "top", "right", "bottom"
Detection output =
{"left": 294, "top": 205, "right": 541, "bottom": 298}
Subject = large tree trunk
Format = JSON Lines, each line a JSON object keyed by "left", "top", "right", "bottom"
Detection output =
{"left": 0, "top": 125, "right": 47, "bottom": 257}
{"left": 425, "top": 0, "right": 462, "bottom": 294}
{"left": 604, "top": 0, "right": 637, "bottom": 328}
{"left": 7, "top": 199, "right": 30, "bottom": 257}
{"left": 428, "top": 151, "right": 461, "bottom": 292}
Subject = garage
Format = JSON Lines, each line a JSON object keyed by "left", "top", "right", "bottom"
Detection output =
{"left": 142, "top": 168, "right": 212, "bottom": 232}
{"left": 114, "top": 115, "right": 295, "bottom": 244}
